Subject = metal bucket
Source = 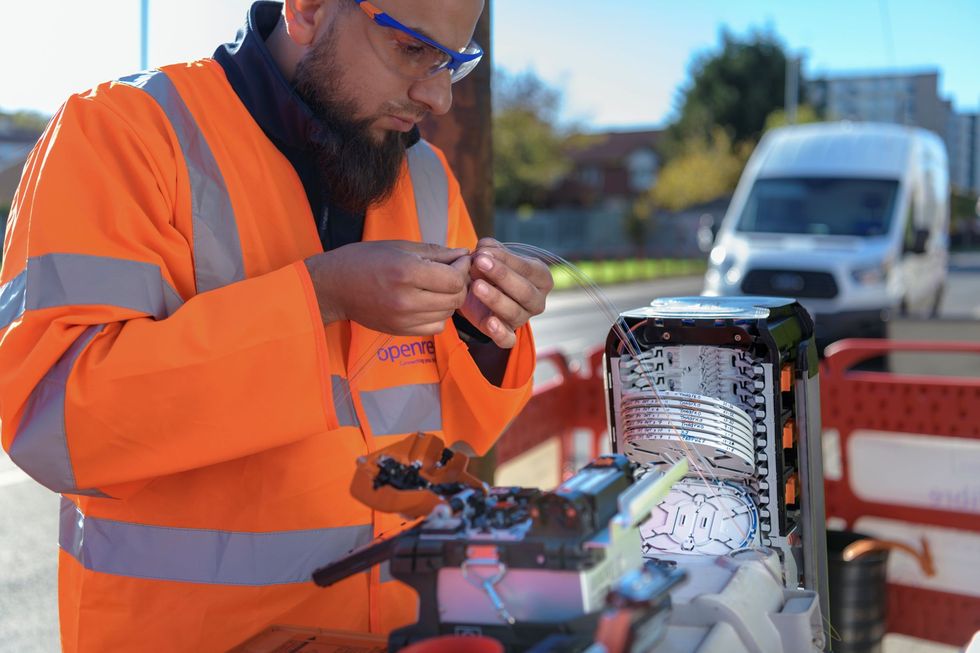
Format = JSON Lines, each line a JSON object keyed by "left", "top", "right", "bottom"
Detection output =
{"left": 827, "top": 530, "right": 890, "bottom": 653}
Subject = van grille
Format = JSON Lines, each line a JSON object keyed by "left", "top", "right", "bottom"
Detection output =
{"left": 741, "top": 269, "right": 839, "bottom": 299}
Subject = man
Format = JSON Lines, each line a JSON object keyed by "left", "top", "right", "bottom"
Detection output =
{"left": 0, "top": 0, "right": 552, "bottom": 650}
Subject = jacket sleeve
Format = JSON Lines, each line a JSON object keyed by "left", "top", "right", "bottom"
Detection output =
{"left": 432, "top": 150, "right": 536, "bottom": 456}
{"left": 0, "top": 90, "right": 333, "bottom": 497}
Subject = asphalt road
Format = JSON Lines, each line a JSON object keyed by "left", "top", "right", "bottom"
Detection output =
{"left": 532, "top": 251, "right": 980, "bottom": 364}
{"left": 2, "top": 252, "right": 979, "bottom": 651}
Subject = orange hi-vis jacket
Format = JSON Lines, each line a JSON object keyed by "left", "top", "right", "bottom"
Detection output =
{"left": 0, "top": 61, "right": 535, "bottom": 651}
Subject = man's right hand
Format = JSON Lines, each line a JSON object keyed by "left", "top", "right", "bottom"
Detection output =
{"left": 304, "top": 241, "right": 471, "bottom": 335}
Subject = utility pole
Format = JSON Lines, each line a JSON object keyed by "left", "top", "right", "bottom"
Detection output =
{"left": 420, "top": 3, "right": 495, "bottom": 480}
{"left": 140, "top": 0, "right": 149, "bottom": 70}
{"left": 785, "top": 54, "right": 799, "bottom": 125}
{"left": 420, "top": 2, "right": 493, "bottom": 237}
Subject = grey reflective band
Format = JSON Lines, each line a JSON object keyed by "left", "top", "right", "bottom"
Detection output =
{"left": 0, "top": 253, "right": 183, "bottom": 331}
{"left": 117, "top": 71, "right": 245, "bottom": 293}
{"left": 331, "top": 375, "right": 360, "bottom": 427}
{"left": 0, "top": 270, "right": 26, "bottom": 330}
{"left": 9, "top": 326, "right": 110, "bottom": 496}
{"left": 406, "top": 140, "right": 449, "bottom": 247}
{"left": 379, "top": 560, "right": 394, "bottom": 583}
{"left": 59, "top": 498, "right": 373, "bottom": 585}
{"left": 361, "top": 383, "right": 442, "bottom": 436}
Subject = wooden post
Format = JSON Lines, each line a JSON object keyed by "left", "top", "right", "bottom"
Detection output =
{"left": 420, "top": 1, "right": 493, "bottom": 237}
{"left": 421, "top": 2, "right": 496, "bottom": 482}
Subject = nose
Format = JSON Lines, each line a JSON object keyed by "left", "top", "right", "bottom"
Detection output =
{"left": 408, "top": 70, "right": 453, "bottom": 116}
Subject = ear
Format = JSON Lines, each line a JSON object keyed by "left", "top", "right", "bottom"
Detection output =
{"left": 282, "top": 0, "right": 330, "bottom": 46}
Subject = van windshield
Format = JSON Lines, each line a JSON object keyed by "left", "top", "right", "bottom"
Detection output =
{"left": 735, "top": 177, "right": 900, "bottom": 236}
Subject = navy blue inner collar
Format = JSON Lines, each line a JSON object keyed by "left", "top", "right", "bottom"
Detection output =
{"left": 213, "top": 1, "right": 321, "bottom": 153}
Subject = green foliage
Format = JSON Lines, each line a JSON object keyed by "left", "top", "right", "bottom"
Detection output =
{"left": 623, "top": 196, "right": 655, "bottom": 251}
{"left": 663, "top": 29, "right": 794, "bottom": 158}
{"left": 951, "top": 190, "right": 979, "bottom": 221}
{"left": 1, "top": 109, "right": 49, "bottom": 133}
{"left": 492, "top": 70, "right": 573, "bottom": 209}
{"left": 763, "top": 104, "right": 821, "bottom": 132}
{"left": 550, "top": 258, "right": 707, "bottom": 290}
{"left": 648, "top": 128, "right": 749, "bottom": 212}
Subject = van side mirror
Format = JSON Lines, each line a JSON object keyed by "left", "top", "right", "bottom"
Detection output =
{"left": 905, "top": 228, "right": 929, "bottom": 254}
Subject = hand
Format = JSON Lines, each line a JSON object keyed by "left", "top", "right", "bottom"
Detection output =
{"left": 457, "top": 238, "right": 554, "bottom": 348}
{"left": 305, "top": 241, "right": 470, "bottom": 335}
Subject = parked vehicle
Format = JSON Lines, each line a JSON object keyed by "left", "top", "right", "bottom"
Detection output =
{"left": 703, "top": 122, "right": 949, "bottom": 348}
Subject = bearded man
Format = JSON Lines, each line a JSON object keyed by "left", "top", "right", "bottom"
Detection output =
{"left": 0, "top": 1, "right": 551, "bottom": 650}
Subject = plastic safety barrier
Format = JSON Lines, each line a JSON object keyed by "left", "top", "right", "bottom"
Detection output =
{"left": 820, "top": 339, "right": 980, "bottom": 647}
{"left": 495, "top": 348, "right": 605, "bottom": 469}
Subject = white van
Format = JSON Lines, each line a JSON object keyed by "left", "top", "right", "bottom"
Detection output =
{"left": 703, "top": 122, "right": 949, "bottom": 347}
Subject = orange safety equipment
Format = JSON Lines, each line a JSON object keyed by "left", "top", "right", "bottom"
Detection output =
{"left": 0, "top": 62, "right": 535, "bottom": 651}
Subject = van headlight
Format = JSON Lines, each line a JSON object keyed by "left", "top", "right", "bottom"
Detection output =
{"left": 850, "top": 262, "right": 890, "bottom": 285}
{"left": 709, "top": 246, "right": 727, "bottom": 266}
{"left": 709, "top": 246, "right": 734, "bottom": 274}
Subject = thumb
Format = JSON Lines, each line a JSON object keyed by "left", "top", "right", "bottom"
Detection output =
{"left": 407, "top": 242, "right": 470, "bottom": 264}
{"left": 450, "top": 254, "right": 472, "bottom": 284}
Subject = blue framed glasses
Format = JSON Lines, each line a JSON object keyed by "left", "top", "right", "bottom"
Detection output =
{"left": 355, "top": 0, "right": 484, "bottom": 84}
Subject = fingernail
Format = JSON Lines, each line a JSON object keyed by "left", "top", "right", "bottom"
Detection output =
{"left": 487, "top": 318, "right": 498, "bottom": 333}
{"left": 475, "top": 281, "right": 489, "bottom": 296}
{"left": 477, "top": 256, "right": 493, "bottom": 272}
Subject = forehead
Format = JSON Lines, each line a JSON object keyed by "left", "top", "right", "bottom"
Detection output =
{"left": 370, "top": 0, "right": 484, "bottom": 50}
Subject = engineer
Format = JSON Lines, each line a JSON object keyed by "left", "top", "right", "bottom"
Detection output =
{"left": 0, "top": 0, "right": 552, "bottom": 650}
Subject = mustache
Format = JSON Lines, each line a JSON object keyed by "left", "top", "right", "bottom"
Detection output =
{"left": 380, "top": 101, "right": 428, "bottom": 123}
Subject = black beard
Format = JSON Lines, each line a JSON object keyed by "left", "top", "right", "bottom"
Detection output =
{"left": 294, "top": 33, "right": 409, "bottom": 214}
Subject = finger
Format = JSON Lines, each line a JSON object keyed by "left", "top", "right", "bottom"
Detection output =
{"left": 412, "top": 259, "right": 469, "bottom": 295}
{"left": 471, "top": 278, "right": 529, "bottom": 330}
{"left": 401, "top": 241, "right": 470, "bottom": 264}
{"left": 382, "top": 309, "right": 455, "bottom": 335}
{"left": 405, "top": 288, "right": 467, "bottom": 313}
{"left": 475, "top": 237, "right": 503, "bottom": 252}
{"left": 450, "top": 255, "right": 472, "bottom": 286}
{"left": 472, "top": 256, "right": 545, "bottom": 318}
{"left": 483, "top": 315, "right": 517, "bottom": 349}
{"left": 476, "top": 247, "right": 551, "bottom": 290}
{"left": 402, "top": 320, "right": 451, "bottom": 336}
{"left": 400, "top": 309, "right": 457, "bottom": 326}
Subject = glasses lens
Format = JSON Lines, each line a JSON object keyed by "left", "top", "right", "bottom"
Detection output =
{"left": 369, "top": 25, "right": 450, "bottom": 80}
{"left": 449, "top": 42, "right": 483, "bottom": 83}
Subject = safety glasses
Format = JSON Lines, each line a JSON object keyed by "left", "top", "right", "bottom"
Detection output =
{"left": 355, "top": 0, "right": 484, "bottom": 84}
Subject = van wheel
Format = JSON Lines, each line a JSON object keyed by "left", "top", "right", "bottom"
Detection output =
{"left": 929, "top": 284, "right": 945, "bottom": 319}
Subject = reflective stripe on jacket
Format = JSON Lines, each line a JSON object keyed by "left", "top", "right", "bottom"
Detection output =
{"left": 0, "top": 61, "right": 535, "bottom": 652}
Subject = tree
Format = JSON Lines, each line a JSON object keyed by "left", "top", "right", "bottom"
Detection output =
{"left": 664, "top": 29, "right": 796, "bottom": 157}
{"left": 0, "top": 110, "right": 49, "bottom": 134}
{"left": 624, "top": 195, "right": 656, "bottom": 254}
{"left": 763, "top": 104, "right": 821, "bottom": 132}
{"left": 648, "top": 128, "right": 749, "bottom": 212}
{"left": 492, "top": 70, "right": 572, "bottom": 209}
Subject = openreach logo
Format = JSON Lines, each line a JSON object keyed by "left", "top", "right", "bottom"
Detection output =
{"left": 377, "top": 339, "right": 436, "bottom": 366}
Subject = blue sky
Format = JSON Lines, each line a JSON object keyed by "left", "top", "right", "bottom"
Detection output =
{"left": 2, "top": 0, "right": 977, "bottom": 129}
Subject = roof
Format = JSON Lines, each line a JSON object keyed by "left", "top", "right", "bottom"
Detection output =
{"left": 808, "top": 69, "right": 939, "bottom": 84}
{"left": 753, "top": 121, "right": 936, "bottom": 179}
{"left": 569, "top": 129, "right": 662, "bottom": 165}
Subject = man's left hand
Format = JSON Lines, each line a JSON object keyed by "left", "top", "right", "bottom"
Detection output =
{"left": 457, "top": 238, "right": 554, "bottom": 348}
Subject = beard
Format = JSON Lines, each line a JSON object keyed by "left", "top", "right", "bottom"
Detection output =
{"left": 293, "top": 29, "right": 412, "bottom": 214}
